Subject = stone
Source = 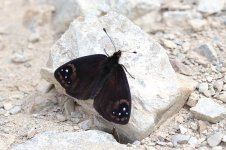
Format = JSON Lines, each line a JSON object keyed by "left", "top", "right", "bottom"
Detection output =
{"left": 78, "top": 119, "right": 92, "bottom": 130}
{"left": 0, "top": 133, "right": 15, "bottom": 150}
{"left": 187, "top": 92, "right": 199, "bottom": 107}
{"left": 24, "top": 92, "right": 57, "bottom": 113}
{"left": 36, "top": 79, "right": 53, "bottom": 93}
{"left": 188, "top": 136, "right": 198, "bottom": 148}
{"left": 11, "top": 52, "right": 31, "bottom": 63}
{"left": 170, "top": 59, "right": 193, "bottom": 76}
{"left": 212, "top": 146, "right": 223, "bottom": 150}
{"left": 197, "top": 0, "right": 226, "bottom": 14}
{"left": 198, "top": 120, "right": 208, "bottom": 134}
{"left": 190, "top": 98, "right": 226, "bottom": 123}
{"left": 163, "top": 10, "right": 202, "bottom": 27}
{"left": 193, "top": 44, "right": 218, "bottom": 63}
{"left": 223, "top": 84, "right": 226, "bottom": 91}
{"left": 38, "top": 0, "right": 161, "bottom": 34}
{"left": 179, "top": 125, "right": 187, "bottom": 134}
{"left": 171, "top": 134, "right": 191, "bottom": 146}
{"left": 207, "top": 132, "right": 223, "bottom": 147}
{"left": 162, "top": 39, "right": 177, "bottom": 49}
{"left": 29, "top": 33, "right": 40, "bottom": 43}
{"left": 133, "top": 140, "right": 141, "bottom": 146}
{"left": 9, "top": 105, "right": 22, "bottom": 115}
{"left": 11, "top": 130, "right": 129, "bottom": 150}
{"left": 0, "top": 108, "right": 6, "bottom": 115}
{"left": 198, "top": 82, "right": 209, "bottom": 96}
{"left": 218, "top": 92, "right": 226, "bottom": 102}
{"left": 222, "top": 135, "right": 226, "bottom": 142}
{"left": 56, "top": 114, "right": 67, "bottom": 122}
{"left": 214, "top": 80, "right": 224, "bottom": 92}
{"left": 64, "top": 99, "right": 75, "bottom": 120}
{"left": 3, "top": 102, "right": 13, "bottom": 110}
{"left": 41, "top": 11, "right": 195, "bottom": 142}
{"left": 27, "top": 128, "right": 37, "bottom": 139}
{"left": 188, "top": 19, "right": 207, "bottom": 31}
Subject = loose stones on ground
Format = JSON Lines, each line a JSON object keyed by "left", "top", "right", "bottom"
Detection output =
{"left": 190, "top": 98, "right": 226, "bottom": 123}
{"left": 207, "top": 132, "right": 224, "bottom": 147}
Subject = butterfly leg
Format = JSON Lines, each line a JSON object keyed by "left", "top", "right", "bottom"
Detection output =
{"left": 121, "top": 65, "right": 135, "bottom": 79}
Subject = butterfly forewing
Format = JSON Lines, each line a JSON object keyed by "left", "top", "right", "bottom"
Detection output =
{"left": 93, "top": 65, "right": 131, "bottom": 125}
{"left": 54, "top": 54, "right": 107, "bottom": 100}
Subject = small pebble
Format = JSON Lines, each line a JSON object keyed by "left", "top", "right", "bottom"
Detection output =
{"left": 56, "top": 114, "right": 66, "bottom": 122}
{"left": 27, "top": 128, "right": 37, "bottom": 139}
{"left": 198, "top": 82, "right": 209, "bottom": 95}
{"left": 188, "top": 136, "right": 198, "bottom": 148}
{"left": 171, "top": 134, "right": 190, "bottom": 146}
{"left": 29, "top": 33, "right": 40, "bottom": 43}
{"left": 78, "top": 119, "right": 92, "bottom": 130}
{"left": 3, "top": 102, "right": 13, "bottom": 110}
{"left": 222, "top": 135, "right": 226, "bottom": 142}
{"left": 187, "top": 92, "right": 199, "bottom": 107}
{"left": 9, "top": 105, "right": 21, "bottom": 115}
{"left": 179, "top": 125, "right": 187, "bottom": 134}
{"left": 133, "top": 140, "right": 141, "bottom": 146}
{"left": 213, "top": 80, "right": 223, "bottom": 92}
{"left": 207, "top": 132, "right": 223, "bottom": 147}
{"left": 218, "top": 92, "right": 226, "bottom": 102}
{"left": 11, "top": 52, "right": 31, "bottom": 63}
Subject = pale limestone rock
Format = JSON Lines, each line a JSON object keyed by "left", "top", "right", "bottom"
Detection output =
{"left": 41, "top": 11, "right": 195, "bottom": 142}
{"left": 190, "top": 98, "right": 226, "bottom": 123}
{"left": 12, "top": 130, "right": 130, "bottom": 150}
{"left": 0, "top": 134, "right": 15, "bottom": 150}
{"left": 207, "top": 132, "right": 224, "bottom": 147}
{"left": 198, "top": 0, "right": 226, "bottom": 14}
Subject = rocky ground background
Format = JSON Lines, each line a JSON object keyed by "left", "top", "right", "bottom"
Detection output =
{"left": 0, "top": 0, "right": 226, "bottom": 149}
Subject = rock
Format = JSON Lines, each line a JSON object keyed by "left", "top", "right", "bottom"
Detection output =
{"left": 214, "top": 80, "right": 224, "bottom": 92}
{"left": 170, "top": 59, "right": 193, "bottom": 76}
{"left": 64, "top": 99, "right": 75, "bottom": 120}
{"left": 78, "top": 119, "right": 93, "bottom": 130}
{"left": 197, "top": 0, "right": 226, "bottom": 14}
{"left": 162, "top": 39, "right": 177, "bottom": 49}
{"left": 11, "top": 130, "right": 129, "bottom": 150}
{"left": 190, "top": 98, "right": 226, "bottom": 123}
{"left": 218, "top": 92, "right": 226, "bottom": 102}
{"left": 223, "top": 84, "right": 226, "bottom": 91}
{"left": 163, "top": 10, "right": 202, "bottom": 27}
{"left": 41, "top": 11, "right": 195, "bottom": 142}
{"left": 222, "top": 135, "right": 226, "bottom": 142}
{"left": 198, "top": 82, "right": 209, "bottom": 96}
{"left": 133, "top": 140, "right": 141, "bottom": 146}
{"left": 212, "top": 146, "right": 223, "bottom": 150}
{"left": 0, "top": 133, "right": 15, "bottom": 150}
{"left": 3, "top": 102, "right": 14, "bottom": 110}
{"left": 36, "top": 79, "right": 53, "bottom": 93}
{"left": 198, "top": 120, "right": 208, "bottom": 134}
{"left": 188, "top": 19, "right": 207, "bottom": 32}
{"left": 207, "top": 132, "right": 223, "bottom": 147}
{"left": 179, "top": 125, "right": 187, "bottom": 134}
{"left": 29, "top": 33, "right": 40, "bottom": 43}
{"left": 27, "top": 128, "right": 37, "bottom": 139}
{"left": 171, "top": 134, "right": 190, "bottom": 146}
{"left": 193, "top": 44, "right": 218, "bottom": 63}
{"left": 37, "top": 0, "right": 161, "bottom": 34}
{"left": 187, "top": 92, "right": 199, "bottom": 107}
{"left": 188, "top": 136, "right": 198, "bottom": 148}
{"left": 24, "top": 92, "right": 57, "bottom": 113}
{"left": 56, "top": 114, "right": 67, "bottom": 122}
{"left": 0, "top": 108, "right": 6, "bottom": 115}
{"left": 9, "top": 105, "right": 22, "bottom": 115}
{"left": 11, "top": 52, "right": 31, "bottom": 63}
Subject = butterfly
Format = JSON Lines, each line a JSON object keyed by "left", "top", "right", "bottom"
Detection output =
{"left": 54, "top": 28, "right": 134, "bottom": 124}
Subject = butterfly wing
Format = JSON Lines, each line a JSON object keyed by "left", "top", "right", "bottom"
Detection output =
{"left": 93, "top": 65, "right": 131, "bottom": 125}
{"left": 54, "top": 54, "right": 107, "bottom": 100}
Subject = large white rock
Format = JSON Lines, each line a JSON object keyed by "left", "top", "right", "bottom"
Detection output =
{"left": 41, "top": 11, "right": 195, "bottom": 142}
{"left": 11, "top": 130, "right": 130, "bottom": 150}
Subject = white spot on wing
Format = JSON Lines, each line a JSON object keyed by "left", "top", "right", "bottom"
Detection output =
{"left": 118, "top": 113, "right": 121, "bottom": 116}
{"left": 123, "top": 107, "right": 126, "bottom": 111}
{"left": 65, "top": 69, "right": 69, "bottom": 72}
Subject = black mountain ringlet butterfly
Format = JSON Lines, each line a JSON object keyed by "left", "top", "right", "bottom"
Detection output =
{"left": 54, "top": 28, "right": 135, "bottom": 124}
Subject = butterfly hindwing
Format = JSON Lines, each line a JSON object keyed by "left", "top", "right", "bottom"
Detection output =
{"left": 93, "top": 65, "right": 131, "bottom": 125}
{"left": 54, "top": 54, "right": 107, "bottom": 100}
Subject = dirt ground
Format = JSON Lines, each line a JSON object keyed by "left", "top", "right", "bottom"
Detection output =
{"left": 0, "top": 0, "right": 226, "bottom": 149}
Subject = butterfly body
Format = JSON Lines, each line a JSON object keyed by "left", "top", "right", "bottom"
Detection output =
{"left": 54, "top": 34, "right": 131, "bottom": 125}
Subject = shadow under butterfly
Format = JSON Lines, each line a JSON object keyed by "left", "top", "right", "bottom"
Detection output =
{"left": 54, "top": 28, "right": 136, "bottom": 125}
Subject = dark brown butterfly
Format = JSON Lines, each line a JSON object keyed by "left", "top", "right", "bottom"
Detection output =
{"left": 54, "top": 28, "right": 134, "bottom": 124}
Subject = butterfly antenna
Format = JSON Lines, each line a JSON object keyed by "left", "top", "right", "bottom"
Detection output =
{"left": 120, "top": 51, "right": 137, "bottom": 54}
{"left": 103, "top": 28, "right": 117, "bottom": 52}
